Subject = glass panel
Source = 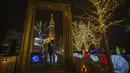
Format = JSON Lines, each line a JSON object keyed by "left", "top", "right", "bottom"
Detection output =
{"left": 30, "top": 9, "right": 64, "bottom": 66}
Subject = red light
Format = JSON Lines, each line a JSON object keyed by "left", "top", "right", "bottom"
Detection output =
{"left": 100, "top": 56, "right": 108, "bottom": 65}
{"left": 84, "top": 53, "right": 89, "bottom": 58}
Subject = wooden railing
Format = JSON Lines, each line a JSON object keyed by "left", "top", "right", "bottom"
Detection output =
{"left": 0, "top": 56, "right": 113, "bottom": 73}
{"left": 0, "top": 56, "right": 17, "bottom": 73}
{"left": 73, "top": 57, "right": 110, "bottom": 73}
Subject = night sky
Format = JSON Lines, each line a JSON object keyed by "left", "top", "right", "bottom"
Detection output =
{"left": 3, "top": 0, "right": 130, "bottom": 53}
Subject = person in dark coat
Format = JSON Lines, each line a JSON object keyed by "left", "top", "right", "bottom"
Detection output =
{"left": 48, "top": 40, "right": 55, "bottom": 63}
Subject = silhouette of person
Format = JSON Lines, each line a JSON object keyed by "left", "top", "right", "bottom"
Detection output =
{"left": 10, "top": 39, "right": 17, "bottom": 55}
{"left": 48, "top": 40, "right": 55, "bottom": 63}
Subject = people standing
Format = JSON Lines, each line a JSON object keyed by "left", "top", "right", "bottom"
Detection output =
{"left": 48, "top": 40, "right": 55, "bottom": 64}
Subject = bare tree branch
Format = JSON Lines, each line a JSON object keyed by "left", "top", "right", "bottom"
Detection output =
{"left": 72, "top": 21, "right": 101, "bottom": 51}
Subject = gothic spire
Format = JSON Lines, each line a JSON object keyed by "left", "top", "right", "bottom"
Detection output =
{"left": 49, "top": 13, "right": 55, "bottom": 25}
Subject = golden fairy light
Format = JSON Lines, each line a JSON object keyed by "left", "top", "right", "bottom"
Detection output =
{"left": 80, "top": 63, "right": 87, "bottom": 73}
{"left": 0, "top": 56, "right": 16, "bottom": 73}
{"left": 73, "top": 0, "right": 126, "bottom": 32}
{"left": 72, "top": 0, "right": 127, "bottom": 73}
{"left": 72, "top": 21, "right": 102, "bottom": 51}
{"left": 89, "top": 0, "right": 126, "bottom": 32}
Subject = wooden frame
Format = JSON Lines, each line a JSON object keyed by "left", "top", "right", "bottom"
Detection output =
{"left": 18, "top": 0, "right": 73, "bottom": 73}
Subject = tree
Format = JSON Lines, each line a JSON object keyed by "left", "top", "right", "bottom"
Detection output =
{"left": 34, "top": 20, "right": 51, "bottom": 53}
{"left": 34, "top": 20, "right": 49, "bottom": 38}
{"left": 72, "top": 21, "right": 87, "bottom": 51}
{"left": 72, "top": 20, "right": 101, "bottom": 51}
{"left": 72, "top": 0, "right": 129, "bottom": 72}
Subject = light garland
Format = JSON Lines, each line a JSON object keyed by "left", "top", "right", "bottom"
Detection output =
{"left": 72, "top": 1, "right": 127, "bottom": 72}
{"left": 81, "top": 64, "right": 87, "bottom": 73}
{"left": 32, "top": 55, "right": 39, "bottom": 63}
{"left": 72, "top": 21, "right": 102, "bottom": 51}
{"left": 73, "top": 53, "right": 83, "bottom": 59}
{"left": 0, "top": 56, "right": 16, "bottom": 73}
{"left": 34, "top": 21, "right": 48, "bottom": 37}
{"left": 73, "top": 0, "right": 126, "bottom": 33}
{"left": 90, "top": 55, "right": 99, "bottom": 62}
{"left": 111, "top": 55, "right": 129, "bottom": 73}
{"left": 92, "top": 0, "right": 125, "bottom": 32}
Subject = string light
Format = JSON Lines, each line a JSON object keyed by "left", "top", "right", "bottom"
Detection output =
{"left": 32, "top": 55, "right": 39, "bottom": 63}
{"left": 72, "top": 0, "right": 127, "bottom": 72}
{"left": 73, "top": 0, "right": 125, "bottom": 33}
{"left": 90, "top": 55, "right": 99, "bottom": 62}
{"left": 72, "top": 21, "right": 102, "bottom": 51}
{"left": 100, "top": 56, "right": 108, "bottom": 65}
{"left": 81, "top": 64, "right": 87, "bottom": 73}
{"left": 0, "top": 56, "right": 16, "bottom": 73}
{"left": 111, "top": 55, "right": 129, "bottom": 73}
{"left": 73, "top": 53, "right": 83, "bottom": 59}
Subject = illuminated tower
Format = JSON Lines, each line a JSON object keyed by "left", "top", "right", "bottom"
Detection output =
{"left": 49, "top": 13, "right": 55, "bottom": 40}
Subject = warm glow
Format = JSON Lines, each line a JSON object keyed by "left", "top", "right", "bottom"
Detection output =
{"left": 0, "top": 56, "right": 16, "bottom": 73}
{"left": 72, "top": 21, "right": 101, "bottom": 51}
{"left": 73, "top": 0, "right": 126, "bottom": 33}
